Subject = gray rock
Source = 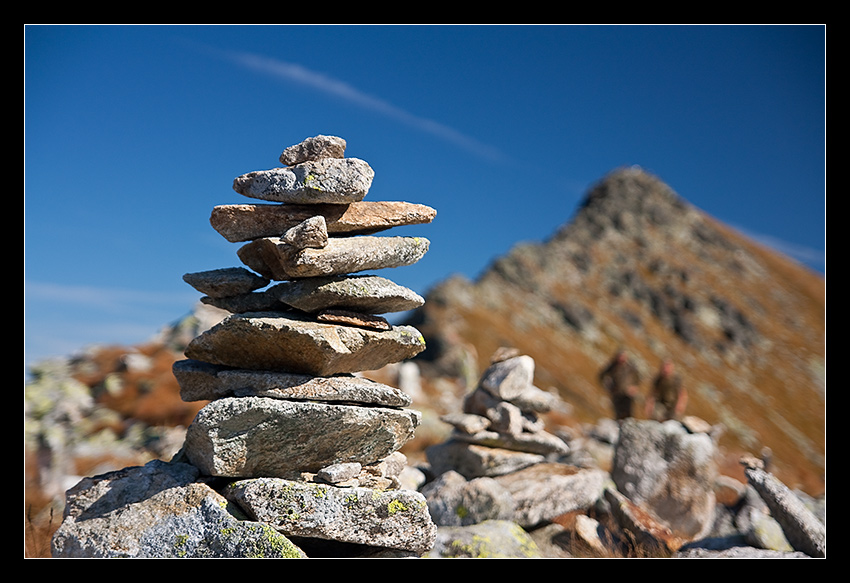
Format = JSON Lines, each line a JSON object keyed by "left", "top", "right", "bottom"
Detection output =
{"left": 741, "top": 455, "right": 825, "bottom": 558}
{"left": 611, "top": 418, "right": 718, "bottom": 541}
{"left": 424, "top": 520, "right": 542, "bottom": 558}
{"left": 184, "top": 311, "right": 426, "bottom": 376}
{"left": 182, "top": 396, "right": 421, "bottom": 477}
{"left": 316, "top": 462, "right": 362, "bottom": 484}
{"left": 182, "top": 267, "right": 269, "bottom": 298}
{"left": 452, "top": 427, "right": 570, "bottom": 456}
{"left": 421, "top": 470, "right": 515, "bottom": 527}
{"left": 237, "top": 235, "right": 430, "bottom": 281}
{"left": 281, "top": 215, "right": 328, "bottom": 250}
{"left": 480, "top": 355, "right": 536, "bottom": 401}
{"left": 209, "top": 201, "right": 437, "bottom": 243}
{"left": 494, "top": 463, "right": 607, "bottom": 528}
{"left": 224, "top": 477, "right": 436, "bottom": 555}
{"left": 426, "top": 440, "right": 545, "bottom": 479}
{"left": 271, "top": 274, "right": 425, "bottom": 314}
{"left": 232, "top": 157, "right": 374, "bottom": 204}
{"left": 50, "top": 460, "right": 304, "bottom": 558}
{"left": 172, "top": 359, "right": 412, "bottom": 407}
{"left": 200, "top": 289, "right": 287, "bottom": 314}
{"left": 279, "top": 135, "right": 346, "bottom": 166}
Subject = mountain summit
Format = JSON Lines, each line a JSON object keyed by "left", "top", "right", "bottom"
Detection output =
{"left": 408, "top": 166, "right": 825, "bottom": 494}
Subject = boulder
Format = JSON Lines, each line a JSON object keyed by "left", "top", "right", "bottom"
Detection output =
{"left": 182, "top": 396, "right": 421, "bottom": 477}
{"left": 611, "top": 418, "right": 718, "bottom": 541}
{"left": 50, "top": 460, "right": 304, "bottom": 558}
{"left": 224, "top": 477, "right": 436, "bottom": 555}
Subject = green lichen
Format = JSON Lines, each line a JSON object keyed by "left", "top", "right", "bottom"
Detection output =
{"left": 387, "top": 499, "right": 408, "bottom": 515}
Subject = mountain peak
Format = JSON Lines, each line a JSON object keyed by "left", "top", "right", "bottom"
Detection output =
{"left": 411, "top": 167, "right": 825, "bottom": 495}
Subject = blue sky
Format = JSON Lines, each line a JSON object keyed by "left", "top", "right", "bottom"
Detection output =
{"left": 24, "top": 24, "right": 826, "bottom": 369}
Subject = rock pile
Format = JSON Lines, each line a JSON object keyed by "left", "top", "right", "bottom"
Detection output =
{"left": 177, "top": 135, "right": 437, "bottom": 556}
{"left": 423, "top": 348, "right": 608, "bottom": 531}
{"left": 52, "top": 135, "right": 439, "bottom": 558}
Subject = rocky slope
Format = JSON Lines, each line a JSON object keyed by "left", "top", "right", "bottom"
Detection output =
{"left": 405, "top": 166, "right": 825, "bottom": 496}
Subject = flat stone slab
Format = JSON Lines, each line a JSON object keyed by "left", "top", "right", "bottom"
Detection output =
{"left": 210, "top": 201, "right": 436, "bottom": 243}
{"left": 172, "top": 359, "right": 412, "bottom": 407}
{"left": 271, "top": 274, "right": 424, "bottom": 314}
{"left": 183, "top": 267, "right": 270, "bottom": 298}
{"left": 182, "top": 396, "right": 421, "bottom": 476}
{"left": 224, "top": 477, "right": 437, "bottom": 555}
{"left": 232, "top": 157, "right": 374, "bottom": 204}
{"left": 238, "top": 235, "right": 429, "bottom": 281}
{"left": 184, "top": 311, "right": 426, "bottom": 375}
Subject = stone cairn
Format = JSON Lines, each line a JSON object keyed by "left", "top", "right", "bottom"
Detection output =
{"left": 174, "top": 135, "right": 438, "bottom": 556}
{"left": 424, "top": 348, "right": 608, "bottom": 530}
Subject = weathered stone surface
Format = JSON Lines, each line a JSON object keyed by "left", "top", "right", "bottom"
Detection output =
{"left": 232, "top": 157, "right": 374, "bottom": 204}
{"left": 740, "top": 455, "right": 825, "bottom": 558}
{"left": 210, "top": 201, "right": 437, "bottom": 243}
{"left": 51, "top": 460, "right": 304, "bottom": 558}
{"left": 237, "top": 235, "right": 430, "bottom": 281}
{"left": 452, "top": 427, "right": 570, "bottom": 456}
{"left": 183, "top": 396, "right": 421, "bottom": 477}
{"left": 184, "top": 311, "right": 426, "bottom": 376}
{"left": 494, "top": 463, "right": 607, "bottom": 528}
{"left": 603, "top": 487, "right": 685, "bottom": 557}
{"left": 224, "top": 477, "right": 437, "bottom": 554}
{"left": 421, "top": 470, "right": 515, "bottom": 527}
{"left": 480, "top": 354, "right": 536, "bottom": 401}
{"left": 424, "top": 520, "right": 542, "bottom": 558}
{"left": 426, "top": 440, "right": 545, "bottom": 479}
{"left": 316, "top": 309, "right": 390, "bottom": 331}
{"left": 611, "top": 418, "right": 718, "bottom": 541}
{"left": 200, "top": 289, "right": 288, "bottom": 314}
{"left": 279, "top": 135, "right": 346, "bottom": 166}
{"left": 182, "top": 267, "right": 269, "bottom": 298}
{"left": 281, "top": 216, "right": 328, "bottom": 250}
{"left": 271, "top": 274, "right": 425, "bottom": 314}
{"left": 172, "top": 359, "right": 412, "bottom": 407}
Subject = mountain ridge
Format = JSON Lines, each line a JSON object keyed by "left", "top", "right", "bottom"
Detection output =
{"left": 406, "top": 166, "right": 825, "bottom": 495}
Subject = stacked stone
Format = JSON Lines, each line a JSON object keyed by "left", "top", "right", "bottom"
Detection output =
{"left": 173, "top": 135, "right": 437, "bottom": 556}
{"left": 427, "top": 348, "right": 571, "bottom": 478}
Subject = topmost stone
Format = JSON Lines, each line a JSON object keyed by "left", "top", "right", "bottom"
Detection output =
{"left": 279, "top": 135, "right": 346, "bottom": 166}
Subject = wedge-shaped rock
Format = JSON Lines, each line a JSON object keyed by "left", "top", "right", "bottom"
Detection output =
{"left": 172, "top": 359, "right": 412, "bottom": 407}
{"left": 232, "top": 158, "right": 374, "bottom": 204}
{"left": 183, "top": 267, "right": 269, "bottom": 298}
{"left": 270, "top": 274, "right": 425, "bottom": 314}
{"left": 279, "top": 135, "right": 346, "bottom": 166}
{"left": 183, "top": 396, "right": 421, "bottom": 476}
{"left": 224, "top": 477, "right": 437, "bottom": 555}
{"left": 238, "top": 236, "right": 430, "bottom": 281}
{"left": 210, "top": 201, "right": 436, "bottom": 243}
{"left": 184, "top": 311, "right": 426, "bottom": 375}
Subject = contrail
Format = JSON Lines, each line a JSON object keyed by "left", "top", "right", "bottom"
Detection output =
{"left": 220, "top": 48, "right": 509, "bottom": 164}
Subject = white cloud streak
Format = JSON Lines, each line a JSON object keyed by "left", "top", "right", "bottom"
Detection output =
{"left": 220, "top": 48, "right": 509, "bottom": 164}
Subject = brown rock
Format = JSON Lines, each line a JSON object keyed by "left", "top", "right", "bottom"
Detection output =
{"left": 279, "top": 135, "right": 346, "bottom": 166}
{"left": 209, "top": 201, "right": 437, "bottom": 243}
{"left": 184, "top": 311, "right": 426, "bottom": 376}
{"left": 316, "top": 309, "right": 391, "bottom": 331}
{"left": 237, "top": 235, "right": 430, "bottom": 281}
